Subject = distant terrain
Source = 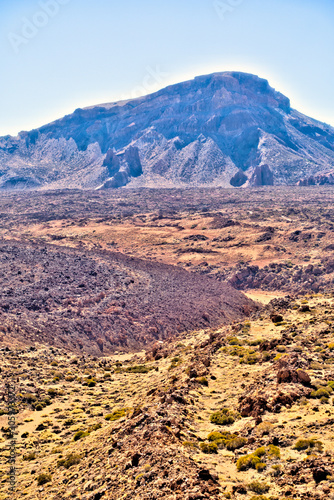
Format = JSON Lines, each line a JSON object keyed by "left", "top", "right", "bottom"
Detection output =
{"left": 0, "top": 186, "right": 333, "bottom": 356}
{"left": 1, "top": 72, "right": 334, "bottom": 190}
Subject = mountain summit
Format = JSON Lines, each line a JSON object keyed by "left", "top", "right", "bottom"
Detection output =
{"left": 1, "top": 71, "right": 334, "bottom": 190}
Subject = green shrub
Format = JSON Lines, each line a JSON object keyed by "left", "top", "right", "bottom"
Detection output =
{"left": 21, "top": 393, "right": 37, "bottom": 404}
{"left": 197, "top": 377, "right": 208, "bottom": 386}
{"left": 327, "top": 381, "right": 334, "bottom": 389}
{"left": 73, "top": 430, "right": 89, "bottom": 441}
{"left": 267, "top": 445, "right": 280, "bottom": 458}
{"left": 64, "top": 418, "right": 75, "bottom": 427}
{"left": 294, "top": 438, "right": 323, "bottom": 452}
{"left": 200, "top": 442, "right": 218, "bottom": 454}
{"left": 37, "top": 473, "right": 52, "bottom": 485}
{"left": 250, "top": 496, "right": 269, "bottom": 500}
{"left": 311, "top": 387, "right": 331, "bottom": 399}
{"left": 89, "top": 423, "right": 102, "bottom": 431}
{"left": 57, "top": 453, "right": 81, "bottom": 469}
{"left": 227, "top": 336, "right": 242, "bottom": 346}
{"left": 276, "top": 345, "right": 286, "bottom": 353}
{"left": 248, "top": 481, "right": 270, "bottom": 494}
{"left": 126, "top": 365, "right": 153, "bottom": 374}
{"left": 105, "top": 408, "right": 127, "bottom": 421}
{"left": 208, "top": 431, "right": 224, "bottom": 442}
{"left": 207, "top": 430, "right": 244, "bottom": 449}
{"left": 254, "top": 447, "right": 266, "bottom": 458}
{"left": 210, "top": 408, "right": 236, "bottom": 426}
{"left": 86, "top": 379, "right": 96, "bottom": 387}
{"left": 23, "top": 452, "right": 36, "bottom": 461}
{"left": 182, "top": 441, "right": 199, "bottom": 449}
{"left": 237, "top": 446, "right": 280, "bottom": 471}
{"left": 47, "top": 388, "right": 58, "bottom": 397}
{"left": 248, "top": 339, "right": 263, "bottom": 346}
{"left": 237, "top": 454, "right": 262, "bottom": 471}
{"left": 226, "top": 437, "right": 248, "bottom": 451}
{"left": 240, "top": 352, "right": 261, "bottom": 365}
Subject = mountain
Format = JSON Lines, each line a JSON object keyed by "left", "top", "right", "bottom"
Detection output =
{"left": 1, "top": 71, "right": 334, "bottom": 190}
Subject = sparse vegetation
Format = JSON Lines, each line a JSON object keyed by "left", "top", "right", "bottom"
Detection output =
{"left": 37, "top": 473, "right": 52, "bottom": 485}
{"left": 210, "top": 408, "right": 237, "bottom": 426}
{"left": 57, "top": 454, "right": 81, "bottom": 469}
{"left": 105, "top": 409, "right": 128, "bottom": 421}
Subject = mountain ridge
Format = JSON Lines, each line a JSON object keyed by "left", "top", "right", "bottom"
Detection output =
{"left": 1, "top": 71, "right": 334, "bottom": 190}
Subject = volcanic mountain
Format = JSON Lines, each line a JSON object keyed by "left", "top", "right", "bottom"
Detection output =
{"left": 1, "top": 71, "right": 334, "bottom": 190}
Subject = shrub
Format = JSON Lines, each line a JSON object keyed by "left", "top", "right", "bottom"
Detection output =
{"left": 256, "top": 422, "right": 274, "bottom": 436}
{"left": 248, "top": 481, "right": 270, "bottom": 494}
{"left": 200, "top": 442, "right": 218, "bottom": 454}
{"left": 270, "top": 464, "right": 282, "bottom": 477}
{"left": 236, "top": 446, "right": 279, "bottom": 471}
{"left": 276, "top": 345, "right": 286, "bottom": 353}
{"left": 311, "top": 387, "right": 331, "bottom": 399}
{"left": 267, "top": 445, "right": 280, "bottom": 458}
{"left": 227, "top": 336, "right": 242, "bottom": 346}
{"left": 182, "top": 441, "right": 199, "bottom": 449}
{"left": 327, "top": 381, "right": 334, "bottom": 389}
{"left": 89, "top": 423, "right": 102, "bottom": 431}
{"left": 105, "top": 408, "right": 127, "bottom": 421}
{"left": 207, "top": 431, "right": 244, "bottom": 449}
{"left": 64, "top": 418, "right": 75, "bottom": 427}
{"left": 73, "top": 430, "right": 89, "bottom": 441}
{"left": 197, "top": 377, "right": 208, "bottom": 386}
{"left": 23, "top": 452, "right": 36, "bottom": 461}
{"left": 249, "top": 339, "right": 263, "bottom": 346}
{"left": 294, "top": 438, "right": 323, "bottom": 452}
{"left": 21, "top": 393, "right": 37, "bottom": 404}
{"left": 226, "top": 437, "right": 248, "bottom": 451}
{"left": 86, "top": 379, "right": 96, "bottom": 387}
{"left": 126, "top": 365, "right": 153, "bottom": 374}
{"left": 210, "top": 408, "right": 236, "bottom": 426}
{"left": 57, "top": 453, "right": 81, "bottom": 469}
{"left": 237, "top": 454, "right": 262, "bottom": 471}
{"left": 250, "top": 497, "right": 269, "bottom": 500}
{"left": 47, "top": 388, "right": 58, "bottom": 397}
{"left": 37, "top": 473, "right": 52, "bottom": 485}
{"left": 208, "top": 431, "right": 224, "bottom": 442}
{"left": 21, "top": 432, "right": 29, "bottom": 439}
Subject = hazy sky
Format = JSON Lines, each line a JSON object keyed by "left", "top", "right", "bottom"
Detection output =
{"left": 0, "top": 0, "right": 333, "bottom": 136}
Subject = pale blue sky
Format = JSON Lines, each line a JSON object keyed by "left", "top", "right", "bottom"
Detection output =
{"left": 0, "top": 0, "right": 333, "bottom": 136}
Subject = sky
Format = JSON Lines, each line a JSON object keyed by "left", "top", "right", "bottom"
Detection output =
{"left": 0, "top": 0, "right": 333, "bottom": 136}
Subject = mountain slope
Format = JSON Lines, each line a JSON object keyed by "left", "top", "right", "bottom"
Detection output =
{"left": 1, "top": 71, "right": 334, "bottom": 190}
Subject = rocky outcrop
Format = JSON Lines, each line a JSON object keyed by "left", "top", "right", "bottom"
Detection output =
{"left": 298, "top": 170, "right": 334, "bottom": 186}
{"left": 1, "top": 72, "right": 334, "bottom": 190}
{"left": 250, "top": 164, "right": 274, "bottom": 186}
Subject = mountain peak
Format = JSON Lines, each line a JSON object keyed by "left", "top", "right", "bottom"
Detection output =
{"left": 0, "top": 72, "right": 333, "bottom": 190}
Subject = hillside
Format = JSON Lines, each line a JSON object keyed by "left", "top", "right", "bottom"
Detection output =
{"left": 1, "top": 72, "right": 334, "bottom": 190}
{"left": 0, "top": 241, "right": 255, "bottom": 356}
{"left": 1, "top": 292, "right": 334, "bottom": 499}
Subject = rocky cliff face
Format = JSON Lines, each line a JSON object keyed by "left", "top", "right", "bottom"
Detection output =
{"left": 1, "top": 71, "right": 334, "bottom": 190}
